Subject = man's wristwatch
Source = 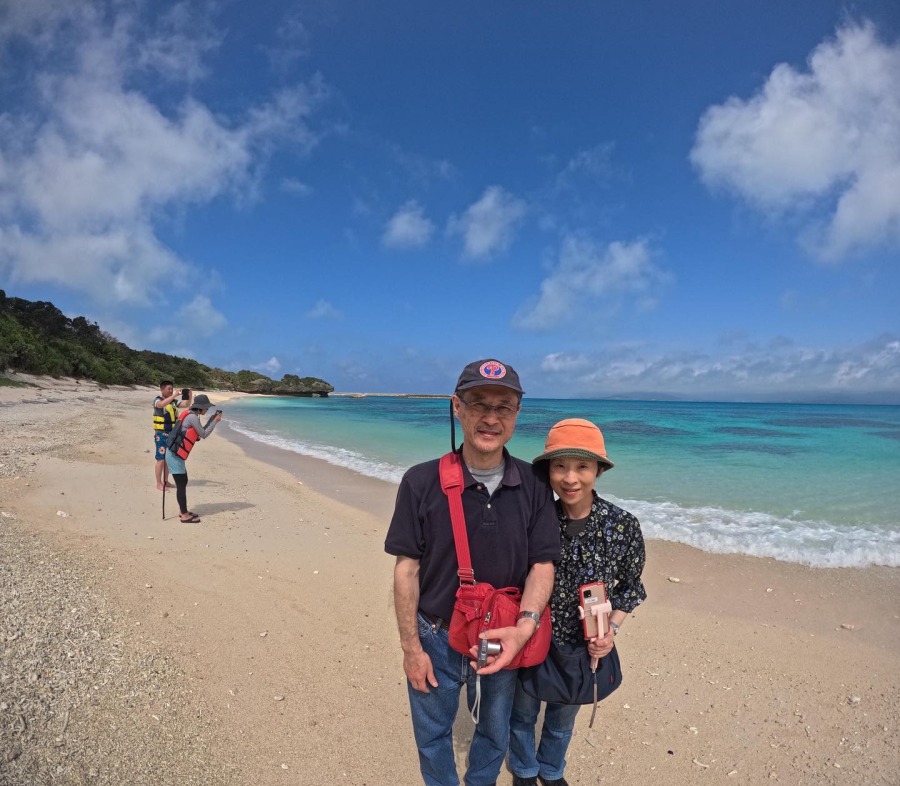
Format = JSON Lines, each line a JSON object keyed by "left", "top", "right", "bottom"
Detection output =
{"left": 609, "top": 620, "right": 620, "bottom": 636}
{"left": 518, "top": 610, "right": 541, "bottom": 629}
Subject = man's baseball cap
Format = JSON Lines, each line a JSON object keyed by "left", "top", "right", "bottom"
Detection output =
{"left": 533, "top": 418, "right": 614, "bottom": 471}
{"left": 455, "top": 359, "right": 524, "bottom": 395}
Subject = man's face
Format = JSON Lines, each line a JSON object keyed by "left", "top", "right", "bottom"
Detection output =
{"left": 453, "top": 385, "right": 521, "bottom": 462}
{"left": 161, "top": 384, "right": 174, "bottom": 398}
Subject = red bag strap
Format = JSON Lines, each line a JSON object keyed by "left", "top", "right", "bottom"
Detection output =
{"left": 439, "top": 451, "right": 475, "bottom": 585}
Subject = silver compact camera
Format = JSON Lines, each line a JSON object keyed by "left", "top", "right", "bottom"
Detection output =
{"left": 476, "top": 639, "right": 502, "bottom": 669}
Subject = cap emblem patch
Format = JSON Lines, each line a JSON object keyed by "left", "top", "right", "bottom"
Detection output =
{"left": 479, "top": 361, "right": 507, "bottom": 380}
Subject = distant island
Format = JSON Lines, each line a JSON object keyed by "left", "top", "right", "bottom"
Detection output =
{"left": 0, "top": 291, "right": 333, "bottom": 396}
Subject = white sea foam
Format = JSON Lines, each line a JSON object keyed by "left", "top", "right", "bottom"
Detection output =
{"left": 229, "top": 419, "right": 899, "bottom": 570}
{"left": 228, "top": 421, "right": 408, "bottom": 484}
{"left": 614, "top": 496, "right": 900, "bottom": 569}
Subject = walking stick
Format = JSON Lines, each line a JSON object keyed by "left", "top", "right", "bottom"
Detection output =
{"left": 162, "top": 462, "right": 168, "bottom": 520}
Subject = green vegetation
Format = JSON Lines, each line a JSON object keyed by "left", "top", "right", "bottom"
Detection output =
{"left": 0, "top": 291, "right": 333, "bottom": 395}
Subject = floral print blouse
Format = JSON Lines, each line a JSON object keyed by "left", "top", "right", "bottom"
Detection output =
{"left": 550, "top": 492, "right": 647, "bottom": 646}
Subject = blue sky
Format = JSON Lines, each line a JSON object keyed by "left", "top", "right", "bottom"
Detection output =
{"left": 1, "top": 1, "right": 899, "bottom": 401}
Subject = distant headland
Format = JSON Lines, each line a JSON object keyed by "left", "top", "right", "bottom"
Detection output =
{"left": 0, "top": 291, "right": 333, "bottom": 396}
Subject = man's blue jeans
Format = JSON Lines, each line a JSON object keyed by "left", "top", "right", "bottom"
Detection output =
{"left": 508, "top": 680, "right": 582, "bottom": 781}
{"left": 407, "top": 613, "right": 518, "bottom": 786}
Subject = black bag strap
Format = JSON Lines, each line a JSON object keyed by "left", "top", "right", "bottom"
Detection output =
{"left": 439, "top": 451, "right": 475, "bottom": 585}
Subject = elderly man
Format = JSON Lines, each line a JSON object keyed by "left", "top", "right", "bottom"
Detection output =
{"left": 385, "top": 359, "right": 560, "bottom": 786}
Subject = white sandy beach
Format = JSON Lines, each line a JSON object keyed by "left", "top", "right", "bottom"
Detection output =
{"left": 1, "top": 376, "right": 897, "bottom": 785}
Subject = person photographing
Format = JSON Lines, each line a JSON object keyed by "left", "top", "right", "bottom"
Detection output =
{"left": 153, "top": 380, "right": 192, "bottom": 490}
{"left": 164, "top": 393, "right": 222, "bottom": 524}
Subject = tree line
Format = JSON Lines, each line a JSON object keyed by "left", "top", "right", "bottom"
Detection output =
{"left": 0, "top": 291, "right": 333, "bottom": 394}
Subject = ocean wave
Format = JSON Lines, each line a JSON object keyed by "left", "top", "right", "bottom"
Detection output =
{"left": 229, "top": 419, "right": 899, "bottom": 570}
{"left": 615, "top": 496, "right": 900, "bottom": 569}
{"left": 228, "top": 421, "right": 408, "bottom": 484}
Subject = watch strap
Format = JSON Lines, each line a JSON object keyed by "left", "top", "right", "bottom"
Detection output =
{"left": 518, "top": 610, "right": 541, "bottom": 628}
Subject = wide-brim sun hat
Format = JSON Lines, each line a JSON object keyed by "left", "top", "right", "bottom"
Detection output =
{"left": 533, "top": 418, "right": 614, "bottom": 470}
{"left": 190, "top": 393, "right": 215, "bottom": 411}
{"left": 455, "top": 358, "right": 524, "bottom": 395}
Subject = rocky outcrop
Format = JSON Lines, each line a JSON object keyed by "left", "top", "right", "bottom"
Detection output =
{"left": 230, "top": 372, "right": 334, "bottom": 397}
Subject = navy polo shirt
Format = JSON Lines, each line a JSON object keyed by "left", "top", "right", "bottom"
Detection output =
{"left": 385, "top": 448, "right": 561, "bottom": 621}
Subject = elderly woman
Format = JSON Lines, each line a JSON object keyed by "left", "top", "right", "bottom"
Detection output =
{"left": 508, "top": 419, "right": 646, "bottom": 786}
{"left": 164, "top": 393, "right": 222, "bottom": 524}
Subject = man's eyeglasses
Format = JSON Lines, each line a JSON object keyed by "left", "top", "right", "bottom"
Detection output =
{"left": 458, "top": 397, "right": 520, "bottom": 419}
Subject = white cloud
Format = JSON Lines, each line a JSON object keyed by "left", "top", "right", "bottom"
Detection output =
{"left": 536, "top": 334, "right": 900, "bottom": 399}
{"left": 448, "top": 186, "right": 527, "bottom": 260}
{"left": 177, "top": 295, "right": 227, "bottom": 336}
{"left": 136, "top": 2, "right": 223, "bottom": 83}
{"left": 382, "top": 200, "right": 435, "bottom": 249}
{"left": 1, "top": 223, "right": 180, "bottom": 304}
{"left": 306, "top": 299, "right": 341, "bottom": 319}
{"left": 555, "top": 142, "right": 615, "bottom": 190}
{"left": 281, "top": 177, "right": 312, "bottom": 196}
{"left": 386, "top": 143, "right": 456, "bottom": 184}
{"left": 514, "top": 237, "right": 671, "bottom": 330}
{"left": 266, "top": 9, "right": 311, "bottom": 75}
{"left": 832, "top": 337, "right": 900, "bottom": 387}
{"left": 0, "top": 4, "right": 325, "bottom": 307}
{"left": 540, "top": 353, "right": 593, "bottom": 373}
{"left": 146, "top": 294, "right": 227, "bottom": 346}
{"left": 253, "top": 356, "right": 282, "bottom": 375}
{"left": 0, "top": 1, "right": 92, "bottom": 49}
{"left": 691, "top": 22, "right": 900, "bottom": 261}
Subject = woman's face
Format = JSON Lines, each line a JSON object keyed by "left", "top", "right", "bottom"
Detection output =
{"left": 548, "top": 457, "right": 599, "bottom": 515}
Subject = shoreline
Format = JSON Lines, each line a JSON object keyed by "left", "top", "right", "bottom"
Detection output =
{"left": 223, "top": 419, "right": 900, "bottom": 652}
{"left": 218, "top": 419, "right": 400, "bottom": 524}
{"left": 1, "top": 376, "right": 898, "bottom": 785}
{"left": 218, "top": 397, "right": 898, "bottom": 572}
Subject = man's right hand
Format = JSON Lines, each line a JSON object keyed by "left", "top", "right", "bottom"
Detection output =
{"left": 403, "top": 647, "right": 438, "bottom": 693}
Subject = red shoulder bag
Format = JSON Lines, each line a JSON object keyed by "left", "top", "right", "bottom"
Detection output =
{"left": 439, "top": 452, "right": 551, "bottom": 669}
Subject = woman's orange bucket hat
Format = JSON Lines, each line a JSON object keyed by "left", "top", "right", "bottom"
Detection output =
{"left": 532, "top": 418, "right": 614, "bottom": 471}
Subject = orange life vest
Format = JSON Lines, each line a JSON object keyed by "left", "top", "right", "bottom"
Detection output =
{"left": 171, "top": 409, "right": 200, "bottom": 460}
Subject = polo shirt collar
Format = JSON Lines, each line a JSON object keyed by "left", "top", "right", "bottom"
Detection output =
{"left": 459, "top": 446, "right": 522, "bottom": 489}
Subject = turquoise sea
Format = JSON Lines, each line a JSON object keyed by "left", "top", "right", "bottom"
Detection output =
{"left": 223, "top": 396, "right": 900, "bottom": 569}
